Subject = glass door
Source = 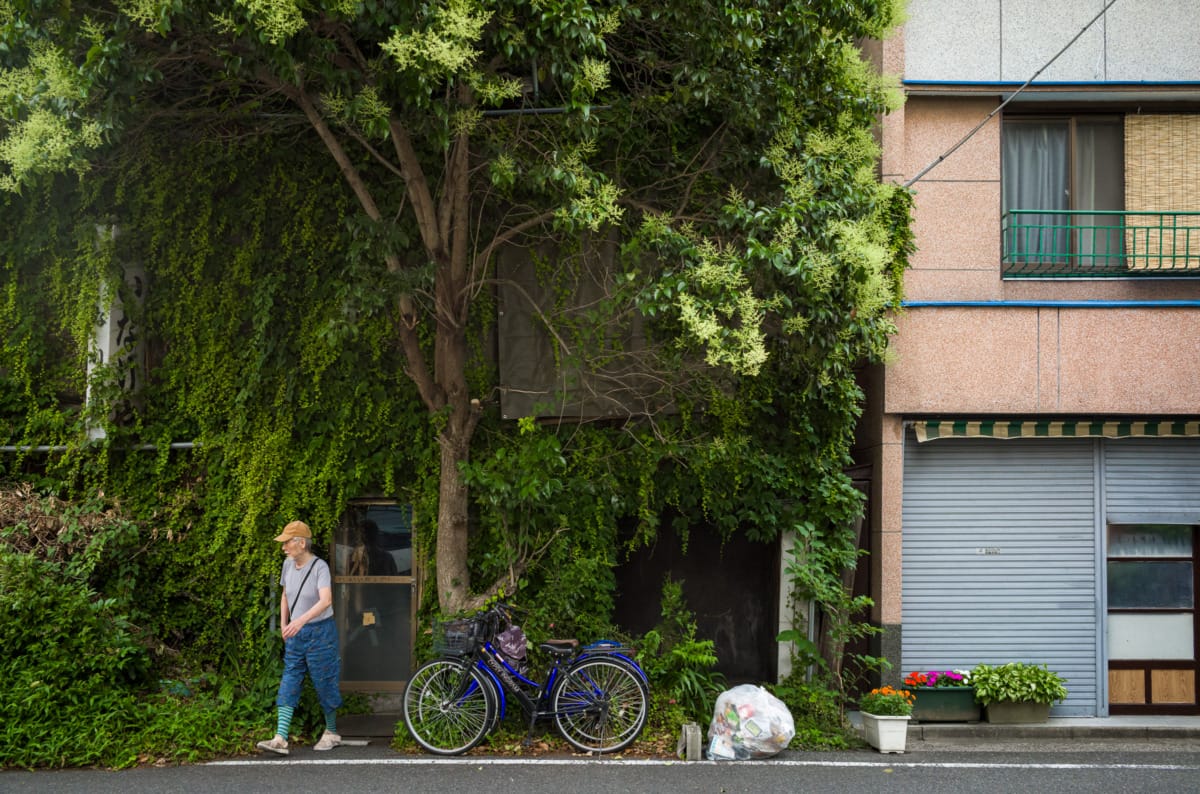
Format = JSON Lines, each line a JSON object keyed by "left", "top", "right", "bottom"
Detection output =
{"left": 1106, "top": 524, "right": 1199, "bottom": 714}
{"left": 333, "top": 500, "right": 414, "bottom": 692}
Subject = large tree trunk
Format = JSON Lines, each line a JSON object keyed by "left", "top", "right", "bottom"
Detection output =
{"left": 428, "top": 113, "right": 478, "bottom": 614}
{"left": 295, "top": 75, "right": 497, "bottom": 614}
{"left": 435, "top": 422, "right": 472, "bottom": 614}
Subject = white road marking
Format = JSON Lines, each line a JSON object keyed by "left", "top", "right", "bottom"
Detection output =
{"left": 208, "top": 757, "right": 1200, "bottom": 771}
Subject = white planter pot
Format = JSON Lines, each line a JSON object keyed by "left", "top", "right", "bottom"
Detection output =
{"left": 861, "top": 713, "right": 910, "bottom": 754}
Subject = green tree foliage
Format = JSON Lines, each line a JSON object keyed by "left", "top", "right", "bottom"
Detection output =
{"left": 0, "top": 0, "right": 909, "bottom": 609}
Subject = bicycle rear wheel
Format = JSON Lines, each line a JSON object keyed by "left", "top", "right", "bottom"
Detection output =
{"left": 403, "top": 658, "right": 496, "bottom": 755}
{"left": 552, "top": 657, "right": 649, "bottom": 753}
{"left": 578, "top": 651, "right": 650, "bottom": 696}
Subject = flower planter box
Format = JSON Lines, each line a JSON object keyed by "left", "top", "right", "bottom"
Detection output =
{"left": 861, "top": 713, "right": 910, "bottom": 754}
{"left": 984, "top": 701, "right": 1051, "bottom": 724}
{"left": 906, "top": 686, "right": 981, "bottom": 723}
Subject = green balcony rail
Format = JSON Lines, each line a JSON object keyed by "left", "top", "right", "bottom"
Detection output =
{"left": 1002, "top": 210, "right": 1200, "bottom": 278}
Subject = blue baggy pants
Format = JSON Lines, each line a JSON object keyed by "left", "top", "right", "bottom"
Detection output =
{"left": 277, "top": 617, "right": 343, "bottom": 711}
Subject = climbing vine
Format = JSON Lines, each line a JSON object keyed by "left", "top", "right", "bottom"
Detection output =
{"left": 0, "top": 130, "right": 437, "bottom": 667}
{"left": 0, "top": 0, "right": 914, "bottom": 765}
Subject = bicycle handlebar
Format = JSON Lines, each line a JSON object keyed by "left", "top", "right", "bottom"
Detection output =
{"left": 485, "top": 601, "right": 527, "bottom": 623}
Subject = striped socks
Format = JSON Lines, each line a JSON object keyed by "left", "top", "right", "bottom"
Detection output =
{"left": 275, "top": 705, "right": 295, "bottom": 740}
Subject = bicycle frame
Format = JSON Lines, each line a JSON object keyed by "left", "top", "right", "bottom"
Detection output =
{"left": 473, "top": 639, "right": 561, "bottom": 725}
{"left": 472, "top": 638, "right": 646, "bottom": 727}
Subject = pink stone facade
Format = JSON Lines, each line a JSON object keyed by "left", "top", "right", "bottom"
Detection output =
{"left": 857, "top": 29, "right": 1200, "bottom": 631}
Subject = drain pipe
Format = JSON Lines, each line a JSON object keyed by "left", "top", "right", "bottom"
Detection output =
{"left": 0, "top": 442, "right": 200, "bottom": 452}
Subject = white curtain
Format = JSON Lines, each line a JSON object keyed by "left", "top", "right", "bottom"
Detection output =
{"left": 1002, "top": 122, "right": 1069, "bottom": 262}
{"left": 1074, "top": 121, "right": 1124, "bottom": 265}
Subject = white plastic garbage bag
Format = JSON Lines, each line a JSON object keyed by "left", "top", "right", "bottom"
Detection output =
{"left": 706, "top": 684, "right": 795, "bottom": 760}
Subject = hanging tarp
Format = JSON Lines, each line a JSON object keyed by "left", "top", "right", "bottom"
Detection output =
{"left": 913, "top": 419, "right": 1200, "bottom": 443}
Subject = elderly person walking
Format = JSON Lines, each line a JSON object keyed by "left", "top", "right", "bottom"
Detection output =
{"left": 256, "top": 520, "right": 343, "bottom": 755}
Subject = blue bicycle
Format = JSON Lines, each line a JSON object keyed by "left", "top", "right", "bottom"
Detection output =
{"left": 402, "top": 603, "right": 650, "bottom": 755}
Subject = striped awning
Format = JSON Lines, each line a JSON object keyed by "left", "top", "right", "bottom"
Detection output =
{"left": 913, "top": 419, "right": 1200, "bottom": 443}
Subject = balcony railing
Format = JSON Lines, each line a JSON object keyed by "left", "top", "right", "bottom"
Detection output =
{"left": 1002, "top": 210, "right": 1200, "bottom": 278}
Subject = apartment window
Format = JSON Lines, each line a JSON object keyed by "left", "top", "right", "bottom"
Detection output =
{"left": 1002, "top": 115, "right": 1124, "bottom": 272}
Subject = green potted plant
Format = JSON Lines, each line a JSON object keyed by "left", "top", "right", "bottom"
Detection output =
{"left": 970, "top": 662, "right": 1068, "bottom": 723}
{"left": 858, "top": 686, "right": 914, "bottom": 753}
{"left": 903, "top": 669, "right": 980, "bottom": 723}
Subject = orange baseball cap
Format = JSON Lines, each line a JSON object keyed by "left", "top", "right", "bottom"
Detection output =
{"left": 274, "top": 520, "right": 312, "bottom": 542}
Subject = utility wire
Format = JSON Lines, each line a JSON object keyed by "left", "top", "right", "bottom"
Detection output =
{"left": 904, "top": 0, "right": 1122, "bottom": 188}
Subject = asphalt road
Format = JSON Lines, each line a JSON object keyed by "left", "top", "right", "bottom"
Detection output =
{"left": 5, "top": 739, "right": 1200, "bottom": 794}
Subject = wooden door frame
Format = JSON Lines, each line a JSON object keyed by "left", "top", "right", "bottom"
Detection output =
{"left": 1107, "top": 524, "right": 1200, "bottom": 715}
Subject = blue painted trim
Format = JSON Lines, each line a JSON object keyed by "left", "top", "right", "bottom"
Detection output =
{"left": 903, "top": 80, "right": 1200, "bottom": 87}
{"left": 902, "top": 300, "right": 1200, "bottom": 308}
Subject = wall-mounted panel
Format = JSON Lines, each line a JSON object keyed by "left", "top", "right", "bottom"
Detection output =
{"left": 904, "top": 98, "right": 1001, "bottom": 182}
{"left": 885, "top": 308, "right": 1041, "bottom": 414}
{"left": 905, "top": 0, "right": 1000, "bottom": 82}
{"left": 910, "top": 181, "right": 1001, "bottom": 275}
{"left": 904, "top": 0, "right": 1200, "bottom": 83}
{"left": 1000, "top": 0, "right": 1106, "bottom": 83}
{"left": 1105, "top": 0, "right": 1200, "bottom": 81}
{"left": 1057, "top": 309, "right": 1200, "bottom": 414}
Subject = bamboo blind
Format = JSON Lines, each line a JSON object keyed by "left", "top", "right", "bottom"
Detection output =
{"left": 1124, "top": 114, "right": 1200, "bottom": 270}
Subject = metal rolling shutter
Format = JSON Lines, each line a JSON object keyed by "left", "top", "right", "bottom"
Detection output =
{"left": 902, "top": 434, "right": 1098, "bottom": 716}
{"left": 1104, "top": 438, "right": 1200, "bottom": 523}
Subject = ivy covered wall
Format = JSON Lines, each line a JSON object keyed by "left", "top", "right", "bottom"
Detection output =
{"left": 0, "top": 123, "right": 907, "bottom": 692}
{"left": 0, "top": 132, "right": 440, "bottom": 671}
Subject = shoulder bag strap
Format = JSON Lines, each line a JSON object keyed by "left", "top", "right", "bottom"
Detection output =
{"left": 287, "top": 561, "right": 318, "bottom": 622}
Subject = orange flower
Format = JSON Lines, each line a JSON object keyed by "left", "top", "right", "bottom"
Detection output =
{"left": 870, "top": 686, "right": 915, "bottom": 704}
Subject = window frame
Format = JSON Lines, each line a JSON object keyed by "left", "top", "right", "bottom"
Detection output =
{"left": 1001, "top": 112, "right": 1126, "bottom": 275}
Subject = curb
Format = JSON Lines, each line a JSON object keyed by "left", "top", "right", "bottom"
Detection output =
{"left": 913, "top": 723, "right": 1200, "bottom": 740}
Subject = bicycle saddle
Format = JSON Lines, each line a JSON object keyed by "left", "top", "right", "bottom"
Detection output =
{"left": 538, "top": 639, "right": 579, "bottom": 657}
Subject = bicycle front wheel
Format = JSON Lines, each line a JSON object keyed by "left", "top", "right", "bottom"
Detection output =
{"left": 403, "top": 658, "right": 496, "bottom": 755}
{"left": 552, "top": 657, "right": 649, "bottom": 753}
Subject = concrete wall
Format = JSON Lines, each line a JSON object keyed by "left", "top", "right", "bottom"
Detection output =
{"left": 905, "top": 0, "right": 1200, "bottom": 83}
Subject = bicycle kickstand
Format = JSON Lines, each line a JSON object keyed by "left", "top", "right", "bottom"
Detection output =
{"left": 521, "top": 717, "right": 537, "bottom": 748}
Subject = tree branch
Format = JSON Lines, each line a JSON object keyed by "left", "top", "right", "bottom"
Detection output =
{"left": 468, "top": 210, "right": 557, "bottom": 301}
{"left": 388, "top": 118, "right": 443, "bottom": 259}
{"left": 264, "top": 75, "right": 444, "bottom": 412}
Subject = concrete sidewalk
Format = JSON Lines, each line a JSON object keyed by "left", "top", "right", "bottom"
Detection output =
{"left": 340, "top": 712, "right": 402, "bottom": 739}
{"left": 911, "top": 714, "right": 1200, "bottom": 740}
{"left": 850, "top": 711, "right": 1200, "bottom": 754}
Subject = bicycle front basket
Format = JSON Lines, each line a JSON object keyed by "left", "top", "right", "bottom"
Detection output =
{"left": 432, "top": 617, "right": 483, "bottom": 657}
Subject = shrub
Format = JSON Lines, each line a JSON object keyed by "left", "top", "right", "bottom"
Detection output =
{"left": 769, "top": 673, "right": 855, "bottom": 749}
{"left": 969, "top": 662, "right": 1068, "bottom": 706}
{"left": 0, "top": 542, "right": 270, "bottom": 768}
{"left": 0, "top": 552, "right": 150, "bottom": 767}
{"left": 636, "top": 577, "right": 726, "bottom": 727}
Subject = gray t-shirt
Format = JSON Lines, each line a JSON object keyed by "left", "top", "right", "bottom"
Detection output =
{"left": 280, "top": 556, "right": 333, "bottom": 623}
